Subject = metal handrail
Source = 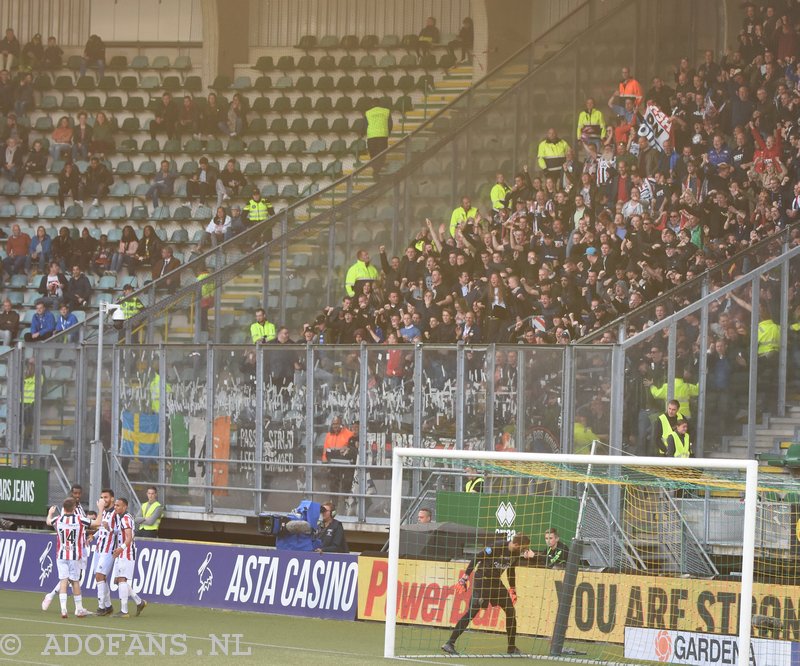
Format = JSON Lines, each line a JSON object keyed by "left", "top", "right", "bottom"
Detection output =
{"left": 20, "top": 0, "right": 609, "bottom": 350}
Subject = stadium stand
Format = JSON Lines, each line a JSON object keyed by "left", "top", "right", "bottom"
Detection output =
{"left": 0, "top": 33, "right": 474, "bottom": 331}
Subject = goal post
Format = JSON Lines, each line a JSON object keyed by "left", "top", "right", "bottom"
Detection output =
{"left": 384, "top": 449, "right": 759, "bottom": 665}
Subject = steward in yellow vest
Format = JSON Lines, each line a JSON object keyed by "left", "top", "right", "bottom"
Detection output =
{"left": 665, "top": 420, "right": 693, "bottom": 458}
{"left": 365, "top": 100, "right": 393, "bottom": 175}
{"left": 135, "top": 486, "right": 164, "bottom": 537}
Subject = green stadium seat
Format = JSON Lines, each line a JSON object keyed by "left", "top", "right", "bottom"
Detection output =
{"left": 40, "top": 94, "right": 58, "bottom": 110}
{"left": 254, "top": 56, "right": 274, "bottom": 73}
{"left": 108, "top": 55, "right": 128, "bottom": 70}
{"left": 419, "top": 54, "right": 437, "bottom": 70}
{"left": 274, "top": 75, "right": 293, "bottom": 90}
{"left": 109, "top": 181, "right": 131, "bottom": 196}
{"left": 439, "top": 53, "right": 456, "bottom": 69}
{"left": 173, "top": 55, "right": 192, "bottom": 71}
{"left": 377, "top": 74, "right": 395, "bottom": 92}
{"left": 130, "top": 205, "right": 148, "bottom": 221}
{"left": 66, "top": 55, "right": 82, "bottom": 71}
{"left": 40, "top": 204, "right": 60, "bottom": 219}
{"left": 21, "top": 181, "right": 42, "bottom": 197}
{"left": 173, "top": 205, "right": 191, "bottom": 221}
{"left": 358, "top": 54, "right": 377, "bottom": 69}
{"left": 379, "top": 54, "right": 397, "bottom": 69}
{"left": 231, "top": 76, "right": 252, "bottom": 91}
{"left": 246, "top": 117, "right": 267, "bottom": 135}
{"left": 19, "top": 204, "right": 39, "bottom": 219}
{"left": 118, "top": 137, "right": 138, "bottom": 154}
{"left": 314, "top": 97, "right": 333, "bottom": 114}
{"left": 226, "top": 137, "right": 245, "bottom": 154}
{"left": 0, "top": 203, "right": 15, "bottom": 219}
{"left": 243, "top": 161, "right": 262, "bottom": 177}
{"left": 151, "top": 56, "right": 170, "bottom": 70}
{"left": 295, "top": 75, "right": 314, "bottom": 94}
{"left": 86, "top": 204, "right": 105, "bottom": 220}
{"left": 338, "top": 55, "right": 356, "bottom": 71}
{"left": 184, "top": 75, "right": 202, "bottom": 92}
{"left": 330, "top": 118, "right": 349, "bottom": 134}
{"left": 34, "top": 74, "right": 53, "bottom": 92}
{"left": 139, "top": 75, "right": 161, "bottom": 92}
{"left": 272, "top": 96, "right": 291, "bottom": 114}
{"left": 141, "top": 139, "right": 161, "bottom": 155}
{"left": 2, "top": 182, "right": 19, "bottom": 196}
{"left": 253, "top": 76, "right": 272, "bottom": 95}
{"left": 269, "top": 118, "right": 288, "bottom": 134}
{"left": 296, "top": 35, "right": 318, "bottom": 51}
{"left": 247, "top": 139, "right": 266, "bottom": 155}
{"left": 61, "top": 95, "right": 80, "bottom": 111}
{"left": 49, "top": 159, "right": 65, "bottom": 174}
{"left": 34, "top": 116, "right": 53, "bottom": 132}
{"left": 399, "top": 54, "right": 418, "bottom": 69}
{"left": 351, "top": 117, "right": 367, "bottom": 134}
{"left": 162, "top": 75, "right": 181, "bottom": 92}
{"left": 334, "top": 96, "right": 353, "bottom": 113}
{"left": 360, "top": 35, "right": 379, "bottom": 50}
{"left": 126, "top": 96, "right": 146, "bottom": 113}
{"left": 263, "top": 161, "right": 282, "bottom": 177}
{"left": 138, "top": 160, "right": 157, "bottom": 177}
{"left": 293, "top": 97, "right": 312, "bottom": 113}
{"left": 180, "top": 160, "right": 198, "bottom": 177}
{"left": 401, "top": 35, "right": 419, "bottom": 52}
{"left": 104, "top": 96, "right": 123, "bottom": 112}
{"left": 107, "top": 204, "right": 128, "bottom": 220}
{"left": 287, "top": 139, "right": 307, "bottom": 156}
{"left": 163, "top": 138, "right": 181, "bottom": 155}
{"left": 276, "top": 56, "right": 295, "bottom": 72}
{"left": 206, "top": 139, "right": 224, "bottom": 155}
{"left": 325, "top": 160, "right": 343, "bottom": 177}
{"left": 395, "top": 95, "right": 414, "bottom": 113}
{"left": 318, "top": 55, "right": 336, "bottom": 71}
{"left": 297, "top": 55, "right": 316, "bottom": 72}
{"left": 83, "top": 95, "right": 102, "bottom": 112}
{"left": 397, "top": 74, "right": 415, "bottom": 94}
{"left": 290, "top": 118, "right": 309, "bottom": 134}
{"left": 310, "top": 118, "right": 329, "bottom": 134}
{"left": 300, "top": 182, "right": 319, "bottom": 197}
{"left": 130, "top": 55, "right": 149, "bottom": 70}
{"left": 417, "top": 74, "right": 435, "bottom": 91}
{"left": 340, "top": 35, "right": 359, "bottom": 50}
{"left": 356, "top": 75, "right": 375, "bottom": 93}
{"left": 305, "top": 161, "right": 322, "bottom": 177}
{"left": 76, "top": 75, "right": 96, "bottom": 92}
{"left": 152, "top": 205, "right": 171, "bottom": 221}
{"left": 317, "top": 75, "right": 335, "bottom": 93}
{"left": 183, "top": 138, "right": 203, "bottom": 155}
{"left": 355, "top": 97, "right": 372, "bottom": 113}
{"left": 319, "top": 35, "right": 339, "bottom": 50}
{"left": 381, "top": 34, "right": 400, "bottom": 49}
{"left": 280, "top": 184, "right": 299, "bottom": 199}
{"left": 54, "top": 75, "right": 74, "bottom": 92}
{"left": 336, "top": 75, "right": 356, "bottom": 94}
{"left": 267, "top": 139, "right": 287, "bottom": 155}
{"left": 329, "top": 138, "right": 347, "bottom": 156}
{"left": 261, "top": 183, "right": 278, "bottom": 198}
{"left": 170, "top": 228, "right": 189, "bottom": 243}
{"left": 285, "top": 161, "right": 303, "bottom": 177}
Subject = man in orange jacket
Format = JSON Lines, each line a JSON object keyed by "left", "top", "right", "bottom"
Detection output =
{"left": 322, "top": 416, "right": 357, "bottom": 512}
{"left": 618, "top": 66, "right": 643, "bottom": 107}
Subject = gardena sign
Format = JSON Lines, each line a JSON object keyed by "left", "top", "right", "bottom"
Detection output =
{"left": 624, "top": 627, "right": 794, "bottom": 665}
{"left": 0, "top": 467, "right": 48, "bottom": 516}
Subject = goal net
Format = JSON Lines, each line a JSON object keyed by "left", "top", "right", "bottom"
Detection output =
{"left": 383, "top": 449, "right": 771, "bottom": 665}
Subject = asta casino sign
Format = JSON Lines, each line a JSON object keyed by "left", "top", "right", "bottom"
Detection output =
{"left": 0, "top": 467, "right": 48, "bottom": 516}
{"left": 0, "top": 532, "right": 358, "bottom": 621}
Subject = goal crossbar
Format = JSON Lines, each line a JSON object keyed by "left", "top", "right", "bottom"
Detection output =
{"left": 385, "top": 448, "right": 759, "bottom": 665}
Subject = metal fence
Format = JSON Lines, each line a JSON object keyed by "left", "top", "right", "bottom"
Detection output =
{"left": 3, "top": 233, "right": 799, "bottom": 522}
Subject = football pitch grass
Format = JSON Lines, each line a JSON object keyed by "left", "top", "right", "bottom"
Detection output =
{"left": 0, "top": 590, "right": 608, "bottom": 665}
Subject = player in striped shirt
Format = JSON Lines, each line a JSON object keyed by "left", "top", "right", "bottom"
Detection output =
{"left": 111, "top": 497, "right": 147, "bottom": 618}
{"left": 41, "top": 484, "right": 88, "bottom": 612}
{"left": 44, "top": 497, "right": 102, "bottom": 618}
{"left": 92, "top": 488, "right": 117, "bottom": 616}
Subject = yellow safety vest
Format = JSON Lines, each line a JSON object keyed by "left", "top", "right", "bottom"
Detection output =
{"left": 669, "top": 432, "right": 691, "bottom": 458}
{"left": 244, "top": 199, "right": 271, "bottom": 223}
{"left": 657, "top": 411, "right": 684, "bottom": 453}
{"left": 197, "top": 272, "right": 215, "bottom": 298}
{"left": 344, "top": 260, "right": 379, "bottom": 297}
{"left": 149, "top": 374, "right": 161, "bottom": 413}
{"left": 449, "top": 205, "right": 478, "bottom": 237}
{"left": 650, "top": 379, "right": 698, "bottom": 417}
{"left": 465, "top": 476, "right": 484, "bottom": 493}
{"left": 250, "top": 320, "right": 276, "bottom": 343}
{"left": 120, "top": 296, "right": 144, "bottom": 319}
{"left": 758, "top": 319, "right": 780, "bottom": 356}
{"left": 365, "top": 107, "right": 391, "bottom": 138}
{"left": 576, "top": 108, "right": 607, "bottom": 139}
{"left": 23, "top": 375, "right": 36, "bottom": 404}
{"left": 490, "top": 183, "right": 511, "bottom": 210}
{"left": 537, "top": 137, "right": 569, "bottom": 171}
{"left": 139, "top": 500, "right": 162, "bottom": 531}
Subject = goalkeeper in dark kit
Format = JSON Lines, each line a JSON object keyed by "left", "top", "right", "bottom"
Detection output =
{"left": 442, "top": 533, "right": 534, "bottom": 656}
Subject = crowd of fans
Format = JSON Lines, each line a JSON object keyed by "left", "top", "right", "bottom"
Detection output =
{"left": 247, "top": 1, "right": 800, "bottom": 357}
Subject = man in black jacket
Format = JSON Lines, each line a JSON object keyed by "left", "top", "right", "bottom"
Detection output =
{"left": 442, "top": 534, "right": 533, "bottom": 656}
{"left": 315, "top": 502, "right": 348, "bottom": 553}
{"left": 64, "top": 264, "right": 92, "bottom": 310}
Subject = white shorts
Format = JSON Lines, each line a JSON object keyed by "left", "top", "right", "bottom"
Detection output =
{"left": 112, "top": 558, "right": 134, "bottom": 581}
{"left": 95, "top": 552, "right": 114, "bottom": 577}
{"left": 57, "top": 559, "right": 82, "bottom": 582}
{"left": 79, "top": 555, "right": 87, "bottom": 572}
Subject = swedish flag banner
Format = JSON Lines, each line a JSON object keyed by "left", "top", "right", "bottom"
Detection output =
{"left": 121, "top": 411, "right": 159, "bottom": 457}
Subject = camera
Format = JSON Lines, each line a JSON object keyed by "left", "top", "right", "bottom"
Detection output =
{"left": 258, "top": 500, "right": 322, "bottom": 551}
